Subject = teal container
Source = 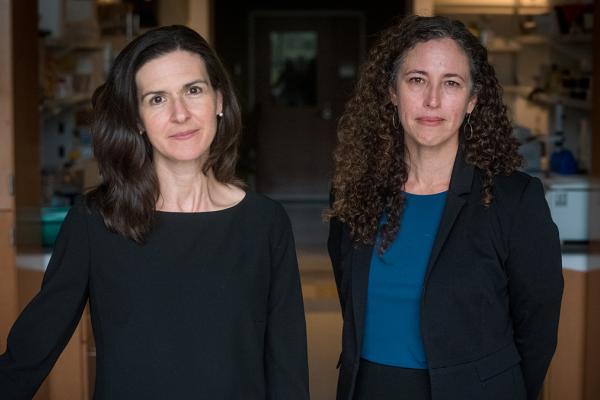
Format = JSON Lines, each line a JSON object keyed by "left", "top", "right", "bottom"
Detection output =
{"left": 41, "top": 207, "right": 70, "bottom": 247}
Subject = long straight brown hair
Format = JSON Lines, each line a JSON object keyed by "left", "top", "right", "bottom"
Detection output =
{"left": 87, "top": 25, "right": 242, "bottom": 243}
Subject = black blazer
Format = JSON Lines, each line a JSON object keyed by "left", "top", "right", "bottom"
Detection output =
{"left": 328, "top": 152, "right": 564, "bottom": 400}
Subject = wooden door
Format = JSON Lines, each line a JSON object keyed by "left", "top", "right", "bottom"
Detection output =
{"left": 0, "top": 0, "right": 18, "bottom": 351}
{"left": 251, "top": 13, "right": 364, "bottom": 198}
{"left": 0, "top": 213, "right": 17, "bottom": 351}
{"left": 0, "top": 0, "right": 15, "bottom": 211}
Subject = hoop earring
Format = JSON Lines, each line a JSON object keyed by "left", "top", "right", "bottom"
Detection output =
{"left": 464, "top": 113, "right": 474, "bottom": 140}
{"left": 392, "top": 109, "right": 400, "bottom": 130}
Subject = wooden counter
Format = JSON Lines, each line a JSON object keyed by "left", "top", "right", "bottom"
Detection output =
{"left": 543, "top": 253, "right": 600, "bottom": 400}
{"left": 16, "top": 254, "right": 93, "bottom": 400}
{"left": 14, "top": 252, "right": 600, "bottom": 400}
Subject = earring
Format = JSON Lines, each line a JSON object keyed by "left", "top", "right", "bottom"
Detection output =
{"left": 138, "top": 129, "right": 144, "bottom": 136}
{"left": 217, "top": 112, "right": 223, "bottom": 118}
{"left": 464, "top": 113, "right": 474, "bottom": 140}
{"left": 392, "top": 109, "right": 400, "bottom": 130}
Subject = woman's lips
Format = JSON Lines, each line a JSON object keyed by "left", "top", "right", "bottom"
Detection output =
{"left": 170, "top": 129, "right": 198, "bottom": 140}
{"left": 416, "top": 117, "right": 444, "bottom": 126}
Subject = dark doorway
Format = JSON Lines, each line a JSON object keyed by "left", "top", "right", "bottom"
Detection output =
{"left": 214, "top": 2, "right": 410, "bottom": 194}
{"left": 251, "top": 12, "right": 364, "bottom": 198}
{"left": 214, "top": 2, "right": 409, "bottom": 251}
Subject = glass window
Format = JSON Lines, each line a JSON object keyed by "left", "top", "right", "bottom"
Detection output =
{"left": 270, "top": 31, "right": 317, "bottom": 107}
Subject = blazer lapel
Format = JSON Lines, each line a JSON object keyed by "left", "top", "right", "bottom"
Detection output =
{"left": 351, "top": 243, "right": 374, "bottom": 353}
{"left": 423, "top": 150, "right": 474, "bottom": 283}
{"left": 348, "top": 150, "right": 474, "bottom": 354}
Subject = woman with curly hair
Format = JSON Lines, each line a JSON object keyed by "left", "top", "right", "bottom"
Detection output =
{"left": 0, "top": 25, "right": 308, "bottom": 399}
{"left": 328, "top": 15, "right": 563, "bottom": 400}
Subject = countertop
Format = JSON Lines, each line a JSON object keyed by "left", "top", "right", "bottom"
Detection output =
{"left": 16, "top": 251, "right": 600, "bottom": 273}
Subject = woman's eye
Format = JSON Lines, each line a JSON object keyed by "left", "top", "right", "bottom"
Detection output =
{"left": 149, "top": 96, "right": 164, "bottom": 105}
{"left": 445, "top": 80, "right": 460, "bottom": 87}
{"left": 188, "top": 86, "right": 203, "bottom": 95}
{"left": 409, "top": 77, "right": 425, "bottom": 85}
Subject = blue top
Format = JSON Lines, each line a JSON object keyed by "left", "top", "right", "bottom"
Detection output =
{"left": 361, "top": 191, "right": 447, "bottom": 369}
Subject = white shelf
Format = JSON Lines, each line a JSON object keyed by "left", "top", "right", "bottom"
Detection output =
{"left": 503, "top": 86, "right": 591, "bottom": 111}
{"left": 487, "top": 33, "right": 592, "bottom": 50}
{"left": 42, "top": 38, "right": 103, "bottom": 54}
{"left": 435, "top": 5, "right": 550, "bottom": 15}
{"left": 487, "top": 43, "right": 521, "bottom": 53}
{"left": 554, "top": 33, "right": 593, "bottom": 45}
{"left": 503, "top": 85, "right": 533, "bottom": 96}
{"left": 16, "top": 253, "right": 51, "bottom": 272}
{"left": 530, "top": 93, "right": 591, "bottom": 111}
{"left": 515, "top": 35, "right": 547, "bottom": 45}
{"left": 41, "top": 94, "right": 91, "bottom": 116}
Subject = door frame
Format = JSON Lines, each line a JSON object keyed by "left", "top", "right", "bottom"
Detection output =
{"left": 0, "top": 0, "right": 18, "bottom": 354}
{"left": 248, "top": 10, "right": 366, "bottom": 110}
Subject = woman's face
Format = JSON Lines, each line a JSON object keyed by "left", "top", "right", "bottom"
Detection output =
{"left": 390, "top": 38, "right": 476, "bottom": 153}
{"left": 136, "top": 50, "right": 223, "bottom": 166}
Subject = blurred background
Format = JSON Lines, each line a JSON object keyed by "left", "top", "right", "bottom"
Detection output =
{"left": 0, "top": 0, "right": 597, "bottom": 399}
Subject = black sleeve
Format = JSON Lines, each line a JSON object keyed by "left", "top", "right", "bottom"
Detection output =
{"left": 507, "top": 177, "right": 564, "bottom": 400}
{"left": 265, "top": 204, "right": 309, "bottom": 400}
{"left": 327, "top": 216, "right": 345, "bottom": 311}
{"left": 327, "top": 189, "right": 347, "bottom": 312}
{"left": 0, "top": 204, "right": 90, "bottom": 399}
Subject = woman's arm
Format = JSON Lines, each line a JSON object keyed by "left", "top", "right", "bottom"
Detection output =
{"left": 0, "top": 203, "right": 91, "bottom": 399}
{"left": 265, "top": 204, "right": 309, "bottom": 400}
{"left": 327, "top": 216, "right": 346, "bottom": 311}
{"left": 507, "top": 177, "right": 564, "bottom": 400}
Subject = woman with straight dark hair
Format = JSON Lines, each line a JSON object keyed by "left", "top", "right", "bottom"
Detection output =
{"left": 0, "top": 25, "right": 309, "bottom": 399}
{"left": 328, "top": 15, "right": 563, "bottom": 400}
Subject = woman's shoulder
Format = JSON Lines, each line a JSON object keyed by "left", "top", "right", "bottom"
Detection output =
{"left": 474, "top": 169, "right": 541, "bottom": 200}
{"left": 65, "top": 195, "right": 94, "bottom": 218}
{"left": 242, "top": 193, "right": 292, "bottom": 231}
{"left": 48, "top": 196, "right": 99, "bottom": 241}
{"left": 66, "top": 194, "right": 106, "bottom": 229}
{"left": 242, "top": 191, "right": 289, "bottom": 220}
{"left": 477, "top": 169, "right": 547, "bottom": 213}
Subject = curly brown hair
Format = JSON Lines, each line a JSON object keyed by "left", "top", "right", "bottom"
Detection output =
{"left": 328, "top": 15, "right": 522, "bottom": 253}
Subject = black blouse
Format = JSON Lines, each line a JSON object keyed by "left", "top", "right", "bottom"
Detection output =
{"left": 0, "top": 192, "right": 309, "bottom": 399}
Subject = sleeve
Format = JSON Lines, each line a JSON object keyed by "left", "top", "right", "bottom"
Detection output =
{"left": 0, "top": 204, "right": 91, "bottom": 399}
{"left": 507, "top": 177, "right": 564, "bottom": 400}
{"left": 327, "top": 216, "right": 345, "bottom": 311}
{"left": 265, "top": 204, "right": 309, "bottom": 400}
{"left": 327, "top": 189, "right": 346, "bottom": 312}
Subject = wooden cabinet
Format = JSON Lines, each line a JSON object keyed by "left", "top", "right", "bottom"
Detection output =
{"left": 17, "top": 266, "right": 92, "bottom": 400}
{"left": 0, "top": 0, "right": 15, "bottom": 210}
{"left": 0, "top": 10, "right": 14, "bottom": 211}
{"left": 592, "top": 2, "right": 600, "bottom": 179}
{"left": 0, "top": 0, "right": 18, "bottom": 350}
{"left": 0, "top": 212, "right": 18, "bottom": 350}
{"left": 542, "top": 265, "right": 600, "bottom": 400}
{"left": 542, "top": 7, "right": 600, "bottom": 399}
{"left": 0, "top": 2, "right": 92, "bottom": 398}
{"left": 12, "top": 0, "right": 40, "bottom": 213}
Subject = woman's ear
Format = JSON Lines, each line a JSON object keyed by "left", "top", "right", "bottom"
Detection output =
{"left": 217, "top": 90, "right": 223, "bottom": 116}
{"left": 389, "top": 86, "right": 398, "bottom": 106}
{"left": 467, "top": 95, "right": 477, "bottom": 114}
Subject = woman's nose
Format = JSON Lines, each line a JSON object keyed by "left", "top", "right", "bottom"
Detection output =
{"left": 170, "top": 97, "right": 191, "bottom": 122}
{"left": 424, "top": 85, "right": 441, "bottom": 109}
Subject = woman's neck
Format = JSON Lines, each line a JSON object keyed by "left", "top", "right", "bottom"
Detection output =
{"left": 404, "top": 143, "right": 457, "bottom": 195}
{"left": 154, "top": 159, "right": 235, "bottom": 212}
